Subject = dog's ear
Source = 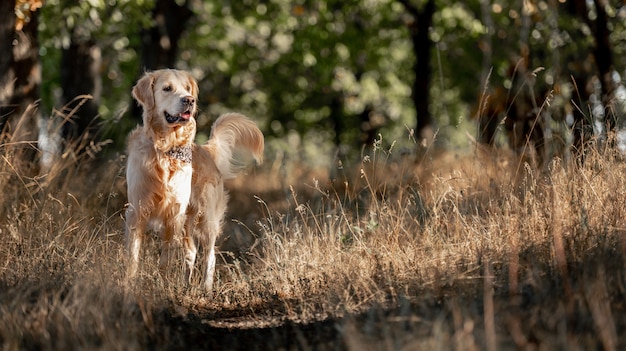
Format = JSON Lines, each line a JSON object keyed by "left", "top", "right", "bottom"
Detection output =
{"left": 132, "top": 72, "right": 155, "bottom": 110}
{"left": 187, "top": 72, "right": 199, "bottom": 100}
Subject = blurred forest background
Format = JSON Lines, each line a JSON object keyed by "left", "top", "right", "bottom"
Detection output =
{"left": 1, "top": 0, "right": 626, "bottom": 173}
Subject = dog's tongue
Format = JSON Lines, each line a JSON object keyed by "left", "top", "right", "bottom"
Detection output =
{"left": 180, "top": 111, "right": 191, "bottom": 120}
{"left": 165, "top": 110, "right": 192, "bottom": 123}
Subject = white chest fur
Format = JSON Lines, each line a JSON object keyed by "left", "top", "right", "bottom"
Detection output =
{"left": 168, "top": 163, "right": 193, "bottom": 216}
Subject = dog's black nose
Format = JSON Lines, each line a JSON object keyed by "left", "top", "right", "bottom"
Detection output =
{"left": 182, "top": 96, "right": 195, "bottom": 106}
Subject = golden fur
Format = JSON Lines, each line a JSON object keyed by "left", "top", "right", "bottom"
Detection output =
{"left": 125, "top": 69, "right": 264, "bottom": 290}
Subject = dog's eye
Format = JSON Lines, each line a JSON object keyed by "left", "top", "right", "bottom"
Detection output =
{"left": 163, "top": 86, "right": 172, "bottom": 92}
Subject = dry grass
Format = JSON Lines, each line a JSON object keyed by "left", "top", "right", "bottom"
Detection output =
{"left": 2, "top": 127, "right": 626, "bottom": 350}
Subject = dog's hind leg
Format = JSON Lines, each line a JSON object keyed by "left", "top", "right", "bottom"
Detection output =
{"left": 191, "top": 212, "right": 219, "bottom": 291}
{"left": 200, "top": 218, "right": 220, "bottom": 291}
{"left": 199, "top": 185, "right": 227, "bottom": 292}
{"left": 182, "top": 236, "right": 197, "bottom": 284}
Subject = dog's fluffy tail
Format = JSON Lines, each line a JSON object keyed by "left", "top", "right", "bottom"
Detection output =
{"left": 205, "top": 113, "right": 264, "bottom": 179}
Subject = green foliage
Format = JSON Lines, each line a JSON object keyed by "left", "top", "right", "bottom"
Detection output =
{"left": 39, "top": 0, "right": 154, "bottom": 124}
{"left": 180, "top": 0, "right": 416, "bottom": 152}
{"left": 430, "top": 1, "right": 485, "bottom": 130}
{"left": 34, "top": 0, "right": 626, "bottom": 157}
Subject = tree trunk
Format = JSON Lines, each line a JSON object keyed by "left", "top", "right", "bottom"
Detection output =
{"left": 589, "top": 0, "right": 616, "bottom": 132}
{"left": 570, "top": 74, "right": 593, "bottom": 159}
{"left": 565, "top": 0, "right": 615, "bottom": 157}
{"left": 398, "top": 0, "right": 436, "bottom": 145}
{"left": 359, "top": 105, "right": 377, "bottom": 147}
{"left": 132, "top": 0, "right": 193, "bottom": 120}
{"left": 329, "top": 94, "right": 344, "bottom": 150}
{"left": 0, "top": 4, "right": 41, "bottom": 175}
{"left": 0, "top": 0, "right": 16, "bottom": 129}
{"left": 60, "top": 31, "right": 102, "bottom": 142}
{"left": 140, "top": 0, "right": 193, "bottom": 70}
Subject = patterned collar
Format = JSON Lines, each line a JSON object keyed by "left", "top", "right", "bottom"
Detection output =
{"left": 164, "top": 145, "right": 192, "bottom": 163}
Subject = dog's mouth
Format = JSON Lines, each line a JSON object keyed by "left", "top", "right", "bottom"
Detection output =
{"left": 164, "top": 110, "right": 192, "bottom": 124}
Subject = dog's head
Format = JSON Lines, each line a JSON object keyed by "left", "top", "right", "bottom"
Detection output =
{"left": 132, "top": 69, "right": 199, "bottom": 130}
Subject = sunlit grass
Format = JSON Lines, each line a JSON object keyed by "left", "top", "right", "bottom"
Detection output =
{"left": 1, "top": 122, "right": 626, "bottom": 349}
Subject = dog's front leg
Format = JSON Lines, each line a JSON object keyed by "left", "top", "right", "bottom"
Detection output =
{"left": 158, "top": 223, "right": 176, "bottom": 275}
{"left": 125, "top": 205, "right": 145, "bottom": 279}
{"left": 159, "top": 213, "right": 186, "bottom": 277}
{"left": 182, "top": 214, "right": 198, "bottom": 284}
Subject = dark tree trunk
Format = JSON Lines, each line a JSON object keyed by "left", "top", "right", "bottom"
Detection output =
{"left": 353, "top": 16, "right": 382, "bottom": 150}
{"left": 0, "top": 0, "right": 16, "bottom": 129}
{"left": 132, "top": 0, "right": 193, "bottom": 120}
{"left": 570, "top": 74, "right": 594, "bottom": 158}
{"left": 329, "top": 95, "right": 344, "bottom": 149}
{"left": 565, "top": 0, "right": 616, "bottom": 157}
{"left": 398, "top": 0, "right": 436, "bottom": 143}
{"left": 359, "top": 105, "right": 377, "bottom": 147}
{"left": 0, "top": 5, "right": 41, "bottom": 174}
{"left": 589, "top": 0, "right": 616, "bottom": 131}
{"left": 60, "top": 31, "right": 102, "bottom": 142}
{"left": 140, "top": 0, "right": 193, "bottom": 70}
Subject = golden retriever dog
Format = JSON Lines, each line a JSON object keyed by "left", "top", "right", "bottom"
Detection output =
{"left": 124, "top": 69, "right": 264, "bottom": 290}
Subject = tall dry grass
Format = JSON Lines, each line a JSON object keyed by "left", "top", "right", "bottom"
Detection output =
{"left": 1, "top": 121, "right": 626, "bottom": 349}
